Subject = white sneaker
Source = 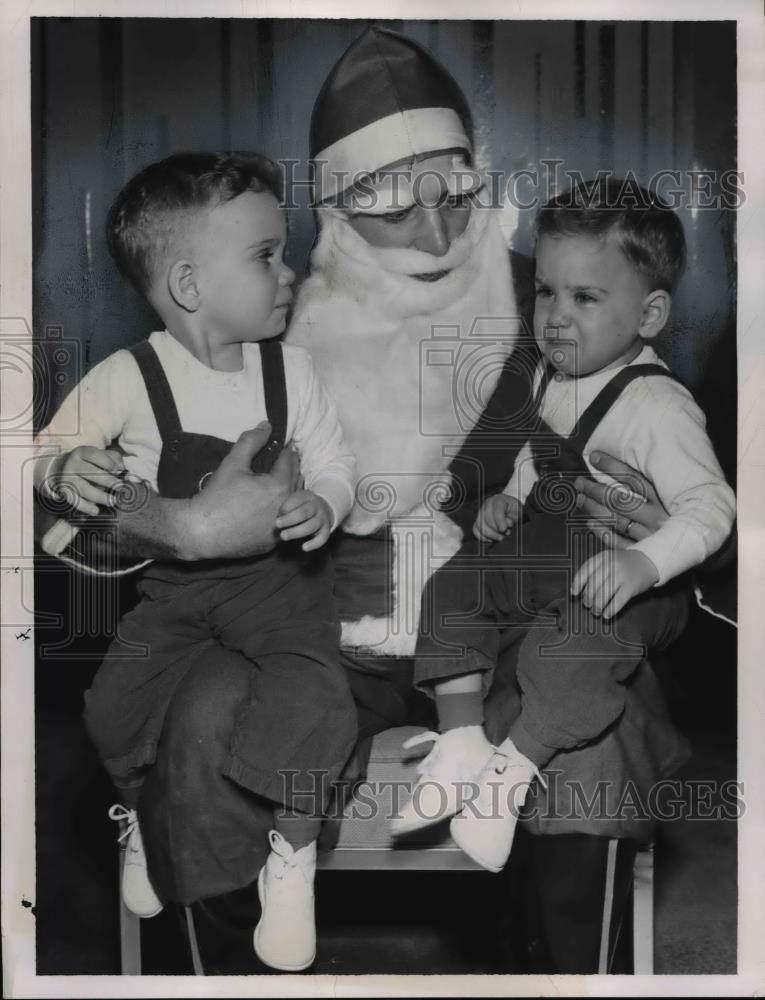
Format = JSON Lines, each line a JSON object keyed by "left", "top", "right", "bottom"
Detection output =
{"left": 108, "top": 804, "right": 163, "bottom": 918}
{"left": 449, "top": 738, "right": 546, "bottom": 873}
{"left": 253, "top": 831, "right": 317, "bottom": 972}
{"left": 390, "top": 726, "right": 496, "bottom": 837}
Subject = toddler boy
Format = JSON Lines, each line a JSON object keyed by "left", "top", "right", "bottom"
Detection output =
{"left": 394, "top": 180, "right": 736, "bottom": 874}
{"left": 34, "top": 152, "right": 357, "bottom": 971}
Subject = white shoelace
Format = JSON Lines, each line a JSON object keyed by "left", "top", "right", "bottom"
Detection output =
{"left": 266, "top": 829, "right": 317, "bottom": 884}
{"left": 108, "top": 803, "right": 140, "bottom": 848}
{"left": 401, "top": 729, "right": 440, "bottom": 754}
{"left": 268, "top": 830, "right": 296, "bottom": 879}
{"left": 489, "top": 748, "right": 548, "bottom": 791}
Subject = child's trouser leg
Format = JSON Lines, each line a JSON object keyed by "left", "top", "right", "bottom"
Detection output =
{"left": 85, "top": 582, "right": 217, "bottom": 918}
{"left": 495, "top": 561, "right": 690, "bottom": 769}
{"left": 137, "top": 638, "right": 356, "bottom": 905}
{"left": 423, "top": 516, "right": 687, "bottom": 871}
{"left": 414, "top": 521, "right": 563, "bottom": 701}
{"left": 112, "top": 781, "right": 141, "bottom": 809}
{"left": 87, "top": 559, "right": 356, "bottom": 907}
{"left": 272, "top": 810, "right": 323, "bottom": 851}
{"left": 200, "top": 557, "right": 355, "bottom": 813}
{"left": 419, "top": 516, "right": 688, "bottom": 768}
{"left": 449, "top": 575, "right": 685, "bottom": 874}
{"left": 137, "top": 647, "right": 270, "bottom": 905}
{"left": 415, "top": 536, "right": 514, "bottom": 696}
{"left": 392, "top": 547, "right": 502, "bottom": 837}
{"left": 135, "top": 642, "right": 345, "bottom": 973}
{"left": 397, "top": 534, "right": 551, "bottom": 840}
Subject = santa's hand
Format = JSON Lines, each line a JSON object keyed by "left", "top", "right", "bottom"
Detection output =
{"left": 575, "top": 451, "right": 668, "bottom": 550}
{"left": 187, "top": 423, "right": 295, "bottom": 559}
{"left": 473, "top": 493, "right": 522, "bottom": 542}
{"left": 570, "top": 548, "right": 659, "bottom": 619}
{"left": 272, "top": 441, "right": 303, "bottom": 493}
{"left": 276, "top": 490, "right": 333, "bottom": 551}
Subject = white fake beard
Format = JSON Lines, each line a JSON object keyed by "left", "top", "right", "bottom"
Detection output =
{"left": 287, "top": 205, "right": 519, "bottom": 535}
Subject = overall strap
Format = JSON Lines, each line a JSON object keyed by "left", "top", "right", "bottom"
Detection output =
{"left": 129, "top": 340, "right": 184, "bottom": 444}
{"left": 258, "top": 341, "right": 288, "bottom": 450}
{"left": 569, "top": 363, "right": 681, "bottom": 453}
{"left": 533, "top": 361, "right": 557, "bottom": 414}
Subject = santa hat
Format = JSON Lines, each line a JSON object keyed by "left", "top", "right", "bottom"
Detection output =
{"left": 311, "top": 27, "right": 473, "bottom": 206}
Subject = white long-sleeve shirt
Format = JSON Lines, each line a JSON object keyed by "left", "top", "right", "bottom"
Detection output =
{"left": 505, "top": 344, "right": 736, "bottom": 585}
{"left": 34, "top": 330, "right": 356, "bottom": 529}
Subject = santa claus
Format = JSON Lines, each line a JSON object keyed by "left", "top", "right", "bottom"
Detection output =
{"left": 288, "top": 26, "right": 534, "bottom": 662}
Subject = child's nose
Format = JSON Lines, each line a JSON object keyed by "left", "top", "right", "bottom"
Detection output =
{"left": 547, "top": 299, "right": 571, "bottom": 328}
{"left": 279, "top": 264, "right": 295, "bottom": 287}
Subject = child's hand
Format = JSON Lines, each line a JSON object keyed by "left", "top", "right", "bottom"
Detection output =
{"left": 44, "top": 447, "right": 126, "bottom": 516}
{"left": 473, "top": 493, "right": 522, "bottom": 542}
{"left": 275, "top": 489, "right": 333, "bottom": 552}
{"left": 570, "top": 548, "right": 660, "bottom": 619}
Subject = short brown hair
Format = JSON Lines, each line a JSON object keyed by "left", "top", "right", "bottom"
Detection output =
{"left": 535, "top": 178, "right": 687, "bottom": 293}
{"left": 106, "top": 151, "right": 283, "bottom": 296}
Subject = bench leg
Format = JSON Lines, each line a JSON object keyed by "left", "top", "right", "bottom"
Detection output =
{"left": 184, "top": 905, "right": 206, "bottom": 975}
{"left": 599, "top": 838, "right": 654, "bottom": 974}
{"left": 118, "top": 848, "right": 142, "bottom": 975}
{"left": 598, "top": 838, "right": 619, "bottom": 973}
{"left": 632, "top": 844, "right": 655, "bottom": 974}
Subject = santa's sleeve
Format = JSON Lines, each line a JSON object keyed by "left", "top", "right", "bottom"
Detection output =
{"left": 444, "top": 333, "right": 541, "bottom": 536}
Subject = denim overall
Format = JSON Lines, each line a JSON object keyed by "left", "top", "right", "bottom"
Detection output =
{"left": 131, "top": 338, "right": 287, "bottom": 496}
{"left": 84, "top": 339, "right": 356, "bottom": 904}
{"left": 526, "top": 361, "right": 682, "bottom": 518}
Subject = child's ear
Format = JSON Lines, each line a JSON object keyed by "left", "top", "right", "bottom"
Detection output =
{"left": 638, "top": 289, "right": 671, "bottom": 340}
{"left": 168, "top": 260, "right": 200, "bottom": 312}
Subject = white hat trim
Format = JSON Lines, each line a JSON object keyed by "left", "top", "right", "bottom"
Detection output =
{"left": 314, "top": 106, "right": 470, "bottom": 205}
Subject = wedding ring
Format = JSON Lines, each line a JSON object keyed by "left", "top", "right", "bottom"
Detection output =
{"left": 625, "top": 519, "right": 634, "bottom": 535}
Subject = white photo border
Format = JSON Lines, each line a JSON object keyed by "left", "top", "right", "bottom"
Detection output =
{"left": 1, "top": 1, "right": 763, "bottom": 996}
